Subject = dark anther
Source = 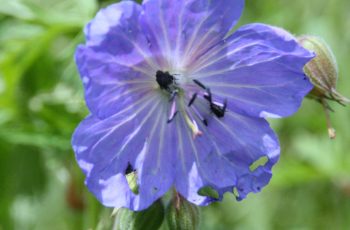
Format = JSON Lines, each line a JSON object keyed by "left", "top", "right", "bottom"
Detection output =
{"left": 188, "top": 93, "right": 198, "bottom": 106}
{"left": 192, "top": 79, "right": 228, "bottom": 121}
{"left": 193, "top": 79, "right": 207, "bottom": 90}
{"left": 156, "top": 70, "right": 175, "bottom": 91}
{"left": 169, "top": 90, "right": 178, "bottom": 102}
{"left": 202, "top": 85, "right": 227, "bottom": 118}
{"left": 210, "top": 99, "right": 227, "bottom": 118}
{"left": 202, "top": 119, "right": 208, "bottom": 126}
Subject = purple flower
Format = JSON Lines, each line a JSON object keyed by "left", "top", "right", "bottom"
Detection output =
{"left": 73, "top": 0, "right": 313, "bottom": 211}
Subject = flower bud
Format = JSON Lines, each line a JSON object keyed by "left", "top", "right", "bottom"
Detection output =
{"left": 113, "top": 199, "right": 165, "bottom": 230}
{"left": 165, "top": 193, "right": 200, "bottom": 230}
{"left": 297, "top": 35, "right": 350, "bottom": 139}
{"left": 297, "top": 35, "right": 349, "bottom": 104}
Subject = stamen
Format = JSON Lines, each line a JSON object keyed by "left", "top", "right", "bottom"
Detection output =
{"left": 204, "top": 88, "right": 212, "bottom": 102}
{"left": 191, "top": 105, "right": 208, "bottom": 126}
{"left": 193, "top": 79, "right": 207, "bottom": 89}
{"left": 193, "top": 79, "right": 228, "bottom": 119}
{"left": 169, "top": 90, "right": 178, "bottom": 102}
{"left": 168, "top": 95, "right": 178, "bottom": 123}
{"left": 188, "top": 93, "right": 198, "bottom": 107}
{"left": 203, "top": 88, "right": 227, "bottom": 118}
{"left": 210, "top": 102, "right": 227, "bottom": 118}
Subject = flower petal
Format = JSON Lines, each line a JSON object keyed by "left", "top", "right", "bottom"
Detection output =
{"left": 72, "top": 95, "right": 177, "bottom": 211}
{"left": 175, "top": 103, "right": 280, "bottom": 205}
{"left": 191, "top": 23, "right": 314, "bottom": 118}
{"left": 139, "top": 0, "right": 244, "bottom": 69}
{"left": 77, "top": 1, "right": 165, "bottom": 118}
{"left": 84, "top": 1, "right": 157, "bottom": 69}
{"left": 75, "top": 46, "right": 156, "bottom": 119}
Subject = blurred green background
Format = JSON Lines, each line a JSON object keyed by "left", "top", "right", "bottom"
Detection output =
{"left": 0, "top": 0, "right": 349, "bottom": 229}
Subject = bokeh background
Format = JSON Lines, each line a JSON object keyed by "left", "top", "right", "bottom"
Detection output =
{"left": 0, "top": 0, "right": 349, "bottom": 229}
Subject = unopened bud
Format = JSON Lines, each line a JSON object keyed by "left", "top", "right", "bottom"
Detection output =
{"left": 166, "top": 193, "right": 200, "bottom": 230}
{"left": 297, "top": 35, "right": 349, "bottom": 139}
{"left": 113, "top": 199, "right": 165, "bottom": 230}
{"left": 297, "top": 35, "right": 349, "bottom": 104}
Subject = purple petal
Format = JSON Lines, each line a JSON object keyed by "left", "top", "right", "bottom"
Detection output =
{"left": 139, "top": 0, "right": 244, "bottom": 68}
{"left": 84, "top": 1, "right": 153, "bottom": 66}
{"left": 75, "top": 46, "right": 156, "bottom": 118}
{"left": 190, "top": 23, "right": 314, "bottom": 118}
{"left": 174, "top": 104, "right": 280, "bottom": 204}
{"left": 77, "top": 1, "right": 162, "bottom": 118}
{"left": 72, "top": 95, "right": 177, "bottom": 210}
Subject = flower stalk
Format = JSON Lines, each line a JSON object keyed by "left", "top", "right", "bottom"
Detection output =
{"left": 165, "top": 192, "right": 200, "bottom": 230}
{"left": 298, "top": 35, "right": 350, "bottom": 139}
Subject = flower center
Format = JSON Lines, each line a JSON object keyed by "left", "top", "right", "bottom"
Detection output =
{"left": 155, "top": 70, "right": 227, "bottom": 139}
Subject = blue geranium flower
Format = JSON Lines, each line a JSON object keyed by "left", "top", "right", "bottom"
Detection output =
{"left": 73, "top": 0, "right": 313, "bottom": 211}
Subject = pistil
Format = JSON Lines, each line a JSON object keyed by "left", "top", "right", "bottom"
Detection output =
{"left": 184, "top": 112, "right": 203, "bottom": 139}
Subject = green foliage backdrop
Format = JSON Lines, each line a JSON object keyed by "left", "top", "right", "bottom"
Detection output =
{"left": 0, "top": 0, "right": 349, "bottom": 229}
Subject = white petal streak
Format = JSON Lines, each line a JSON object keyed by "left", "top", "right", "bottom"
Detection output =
{"left": 185, "top": 121, "right": 202, "bottom": 168}
{"left": 184, "top": 27, "right": 219, "bottom": 66}
{"left": 196, "top": 119, "right": 224, "bottom": 157}
{"left": 109, "top": 93, "right": 157, "bottom": 122}
{"left": 193, "top": 41, "right": 262, "bottom": 73}
{"left": 81, "top": 95, "right": 154, "bottom": 134}
{"left": 116, "top": 80, "right": 154, "bottom": 86}
{"left": 131, "top": 41, "right": 160, "bottom": 71}
{"left": 175, "top": 117, "right": 187, "bottom": 174}
{"left": 191, "top": 54, "right": 290, "bottom": 81}
{"left": 181, "top": 113, "right": 217, "bottom": 183}
{"left": 174, "top": 3, "right": 185, "bottom": 65}
{"left": 221, "top": 113, "right": 261, "bottom": 160}
{"left": 89, "top": 96, "right": 157, "bottom": 154}
{"left": 156, "top": 105, "right": 167, "bottom": 169}
{"left": 108, "top": 85, "right": 152, "bottom": 101}
{"left": 182, "top": 10, "right": 212, "bottom": 61}
{"left": 205, "top": 79, "right": 299, "bottom": 89}
{"left": 130, "top": 65, "right": 155, "bottom": 78}
{"left": 191, "top": 30, "right": 273, "bottom": 72}
{"left": 144, "top": 104, "right": 164, "bottom": 171}
{"left": 115, "top": 98, "right": 162, "bottom": 159}
{"left": 215, "top": 91, "right": 266, "bottom": 107}
{"left": 159, "top": 0, "right": 172, "bottom": 62}
{"left": 108, "top": 57, "right": 155, "bottom": 78}
{"left": 111, "top": 24, "right": 160, "bottom": 70}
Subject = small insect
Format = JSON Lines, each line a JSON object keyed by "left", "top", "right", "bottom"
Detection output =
{"left": 156, "top": 70, "right": 175, "bottom": 91}
{"left": 193, "top": 79, "right": 227, "bottom": 118}
{"left": 156, "top": 70, "right": 180, "bottom": 123}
